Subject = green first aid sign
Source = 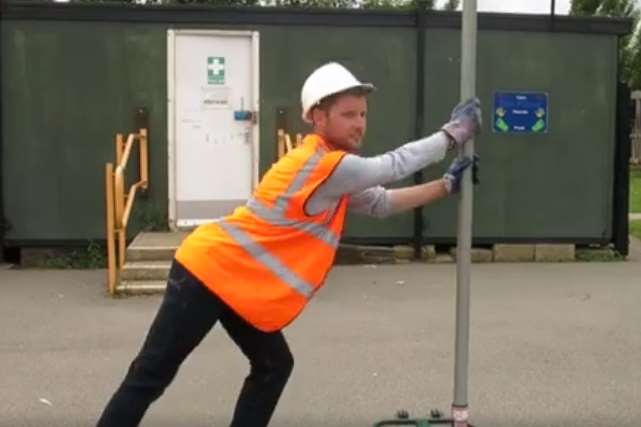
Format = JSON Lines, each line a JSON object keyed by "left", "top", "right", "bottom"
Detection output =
{"left": 207, "top": 57, "right": 225, "bottom": 85}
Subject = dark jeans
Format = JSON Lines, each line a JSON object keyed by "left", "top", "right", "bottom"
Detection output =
{"left": 96, "top": 260, "right": 294, "bottom": 427}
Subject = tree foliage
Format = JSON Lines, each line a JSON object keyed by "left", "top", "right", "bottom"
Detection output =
{"left": 67, "top": 0, "right": 459, "bottom": 9}
{"left": 571, "top": 0, "right": 640, "bottom": 88}
{"left": 442, "top": 0, "right": 459, "bottom": 11}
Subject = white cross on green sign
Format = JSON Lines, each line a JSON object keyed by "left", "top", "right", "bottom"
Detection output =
{"left": 208, "top": 57, "right": 225, "bottom": 85}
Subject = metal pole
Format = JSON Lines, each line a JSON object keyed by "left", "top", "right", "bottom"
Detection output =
{"left": 551, "top": 0, "right": 556, "bottom": 17}
{"left": 413, "top": 0, "right": 428, "bottom": 259}
{"left": 0, "top": 22, "right": 6, "bottom": 263}
{"left": 452, "top": 1, "right": 477, "bottom": 426}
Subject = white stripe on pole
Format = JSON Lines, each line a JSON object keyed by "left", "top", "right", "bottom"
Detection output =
{"left": 452, "top": 1, "right": 477, "bottom": 426}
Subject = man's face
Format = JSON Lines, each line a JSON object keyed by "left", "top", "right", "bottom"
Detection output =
{"left": 312, "top": 94, "right": 368, "bottom": 153}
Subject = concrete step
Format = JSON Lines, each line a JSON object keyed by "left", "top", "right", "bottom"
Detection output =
{"left": 117, "top": 280, "right": 167, "bottom": 294}
{"left": 121, "top": 260, "right": 171, "bottom": 281}
{"left": 115, "top": 232, "right": 187, "bottom": 295}
{"left": 127, "top": 246, "right": 177, "bottom": 262}
{"left": 126, "top": 231, "right": 188, "bottom": 262}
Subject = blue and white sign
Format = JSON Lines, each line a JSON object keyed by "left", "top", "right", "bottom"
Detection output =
{"left": 493, "top": 92, "right": 549, "bottom": 134}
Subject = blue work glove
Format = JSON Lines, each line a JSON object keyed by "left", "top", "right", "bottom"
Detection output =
{"left": 441, "top": 98, "right": 482, "bottom": 149}
{"left": 443, "top": 155, "right": 480, "bottom": 194}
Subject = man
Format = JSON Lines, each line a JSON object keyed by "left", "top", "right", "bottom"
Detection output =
{"left": 96, "top": 62, "right": 481, "bottom": 427}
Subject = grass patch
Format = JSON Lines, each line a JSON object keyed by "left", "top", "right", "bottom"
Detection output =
{"left": 631, "top": 220, "right": 641, "bottom": 241}
{"left": 575, "top": 246, "right": 624, "bottom": 262}
{"left": 631, "top": 168, "right": 641, "bottom": 213}
{"left": 133, "top": 205, "right": 169, "bottom": 232}
{"left": 22, "top": 241, "right": 107, "bottom": 269}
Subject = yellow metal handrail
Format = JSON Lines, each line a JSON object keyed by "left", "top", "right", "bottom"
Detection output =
{"left": 105, "top": 128, "right": 149, "bottom": 295}
{"left": 277, "top": 129, "right": 302, "bottom": 159}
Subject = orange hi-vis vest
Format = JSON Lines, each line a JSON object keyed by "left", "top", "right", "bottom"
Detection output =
{"left": 175, "top": 134, "right": 349, "bottom": 332}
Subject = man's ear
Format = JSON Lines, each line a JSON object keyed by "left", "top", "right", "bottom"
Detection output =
{"left": 310, "top": 107, "right": 327, "bottom": 128}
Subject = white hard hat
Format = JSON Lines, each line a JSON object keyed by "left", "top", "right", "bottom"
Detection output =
{"left": 300, "top": 62, "right": 375, "bottom": 123}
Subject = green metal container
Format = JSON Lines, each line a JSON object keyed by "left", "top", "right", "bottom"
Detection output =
{"left": 0, "top": 3, "right": 632, "bottom": 251}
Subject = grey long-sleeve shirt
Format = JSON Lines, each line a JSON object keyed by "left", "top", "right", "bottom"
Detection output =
{"left": 306, "top": 132, "right": 449, "bottom": 218}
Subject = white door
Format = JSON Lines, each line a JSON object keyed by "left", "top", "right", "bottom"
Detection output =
{"left": 168, "top": 30, "right": 259, "bottom": 229}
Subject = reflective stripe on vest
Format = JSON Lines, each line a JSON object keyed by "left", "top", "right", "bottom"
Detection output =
{"left": 218, "top": 221, "right": 316, "bottom": 299}
{"left": 273, "top": 149, "right": 323, "bottom": 212}
{"left": 245, "top": 198, "right": 340, "bottom": 248}
{"left": 218, "top": 147, "right": 341, "bottom": 299}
